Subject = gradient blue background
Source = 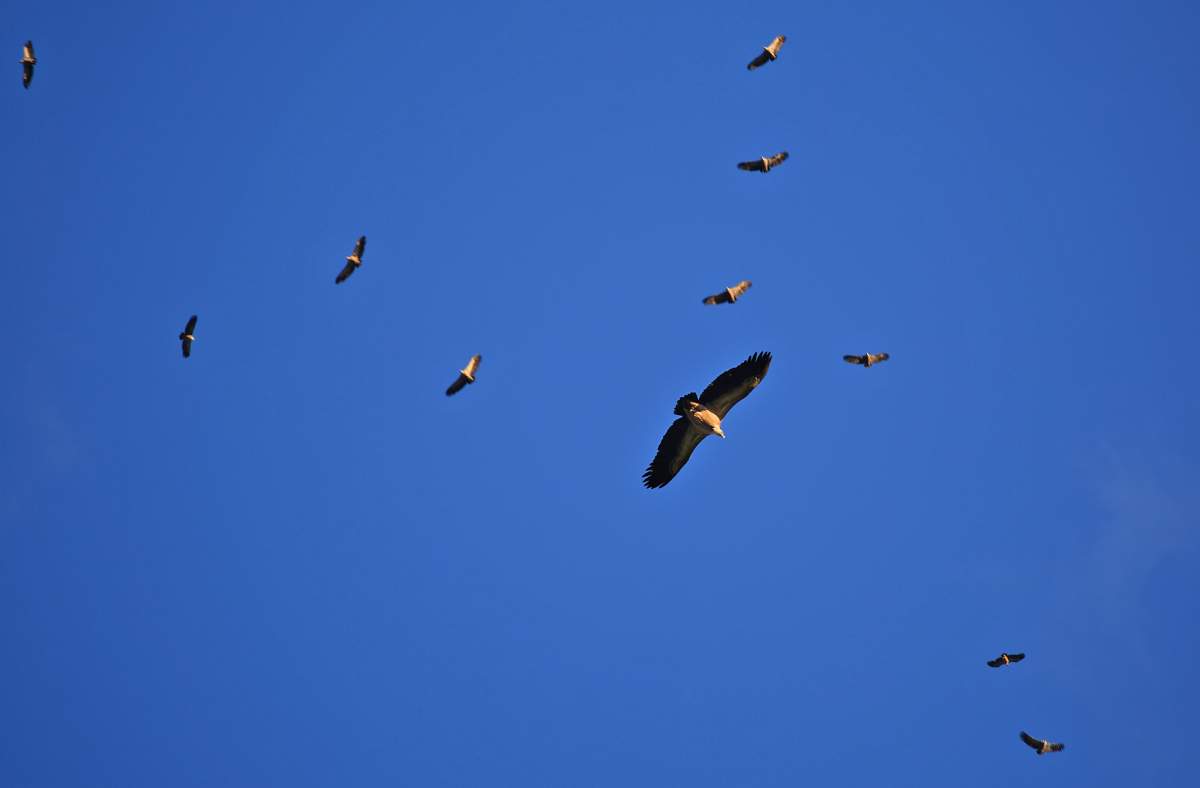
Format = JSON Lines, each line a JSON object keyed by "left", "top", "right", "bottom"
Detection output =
{"left": 4, "top": 1, "right": 1199, "bottom": 785}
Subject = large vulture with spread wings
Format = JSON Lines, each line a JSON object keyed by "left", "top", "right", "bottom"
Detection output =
{"left": 843, "top": 352, "right": 889, "bottom": 368}
{"left": 179, "top": 315, "right": 197, "bottom": 358}
{"left": 335, "top": 235, "right": 366, "bottom": 284}
{"left": 21, "top": 41, "right": 36, "bottom": 89}
{"left": 746, "top": 35, "right": 786, "bottom": 70}
{"left": 1020, "top": 731, "right": 1065, "bottom": 755}
{"left": 703, "top": 280, "right": 752, "bottom": 305}
{"left": 446, "top": 354, "right": 481, "bottom": 396}
{"left": 737, "top": 152, "right": 789, "bottom": 173}
{"left": 643, "top": 352, "right": 772, "bottom": 489}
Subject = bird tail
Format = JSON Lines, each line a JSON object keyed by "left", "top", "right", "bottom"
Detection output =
{"left": 674, "top": 393, "right": 698, "bottom": 416}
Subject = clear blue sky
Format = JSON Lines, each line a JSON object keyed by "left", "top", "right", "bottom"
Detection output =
{"left": 4, "top": 1, "right": 1199, "bottom": 785}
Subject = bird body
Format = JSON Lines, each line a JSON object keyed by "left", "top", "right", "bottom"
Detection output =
{"left": 703, "top": 280, "right": 752, "bottom": 305}
{"left": 737, "top": 152, "right": 789, "bottom": 173}
{"left": 643, "top": 352, "right": 771, "bottom": 488}
{"left": 843, "top": 352, "right": 890, "bottom": 368}
{"left": 178, "top": 315, "right": 197, "bottom": 358}
{"left": 21, "top": 40, "right": 36, "bottom": 89}
{"left": 747, "top": 35, "right": 786, "bottom": 70}
{"left": 446, "top": 354, "right": 482, "bottom": 396}
{"left": 1020, "top": 731, "right": 1064, "bottom": 755}
{"left": 335, "top": 235, "right": 367, "bottom": 284}
{"left": 987, "top": 652, "right": 1025, "bottom": 668}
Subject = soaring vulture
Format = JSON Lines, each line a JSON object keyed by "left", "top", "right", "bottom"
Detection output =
{"left": 746, "top": 35, "right": 786, "bottom": 70}
{"left": 643, "top": 352, "right": 772, "bottom": 489}
{"left": 179, "top": 315, "right": 197, "bottom": 358}
{"left": 737, "top": 152, "right": 789, "bottom": 173}
{"left": 21, "top": 41, "right": 35, "bottom": 89}
{"left": 987, "top": 652, "right": 1025, "bottom": 668}
{"left": 1020, "top": 731, "right": 1065, "bottom": 755}
{"left": 446, "top": 354, "right": 481, "bottom": 396}
{"left": 843, "top": 352, "right": 889, "bottom": 368}
{"left": 703, "top": 280, "right": 752, "bottom": 305}
{"left": 335, "top": 235, "right": 366, "bottom": 284}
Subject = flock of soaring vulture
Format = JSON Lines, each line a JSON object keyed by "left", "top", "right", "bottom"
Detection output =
{"left": 25, "top": 32, "right": 1067, "bottom": 761}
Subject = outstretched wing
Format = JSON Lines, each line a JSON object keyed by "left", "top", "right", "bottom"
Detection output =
{"left": 183, "top": 315, "right": 197, "bottom": 335}
{"left": 843, "top": 355, "right": 865, "bottom": 365}
{"left": 335, "top": 260, "right": 356, "bottom": 284}
{"left": 746, "top": 50, "right": 770, "bottom": 70}
{"left": 728, "top": 280, "right": 752, "bottom": 300}
{"left": 1019, "top": 732, "right": 1041, "bottom": 750}
{"left": 22, "top": 62, "right": 33, "bottom": 87}
{"left": 869, "top": 352, "right": 890, "bottom": 364}
{"left": 352, "top": 235, "right": 366, "bottom": 259}
{"left": 698, "top": 351, "right": 772, "bottom": 418}
{"left": 24, "top": 41, "right": 34, "bottom": 60}
{"left": 737, "top": 159, "right": 765, "bottom": 172}
{"left": 766, "top": 151, "right": 789, "bottom": 169}
{"left": 463, "top": 354, "right": 481, "bottom": 378}
{"left": 703, "top": 290, "right": 732, "bottom": 305}
{"left": 1048, "top": 742, "right": 1064, "bottom": 752}
{"left": 446, "top": 374, "right": 470, "bottom": 396}
{"left": 643, "top": 417, "right": 707, "bottom": 488}
{"left": 764, "top": 35, "right": 786, "bottom": 58}
{"left": 987, "top": 657, "right": 1003, "bottom": 668}
{"left": 1008, "top": 653, "right": 1025, "bottom": 663}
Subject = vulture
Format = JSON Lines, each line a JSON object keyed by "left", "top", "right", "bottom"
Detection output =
{"left": 21, "top": 41, "right": 35, "bottom": 89}
{"left": 1020, "top": 731, "right": 1065, "bottom": 755}
{"left": 843, "top": 352, "right": 890, "bottom": 368}
{"left": 703, "top": 280, "right": 752, "bottom": 305}
{"left": 643, "top": 352, "right": 772, "bottom": 489}
{"left": 746, "top": 35, "right": 786, "bottom": 70}
{"left": 737, "top": 151, "right": 789, "bottom": 173}
{"left": 179, "top": 315, "right": 197, "bottom": 358}
{"left": 335, "top": 235, "right": 366, "bottom": 284}
{"left": 987, "top": 652, "right": 1025, "bottom": 668}
{"left": 446, "top": 354, "right": 481, "bottom": 396}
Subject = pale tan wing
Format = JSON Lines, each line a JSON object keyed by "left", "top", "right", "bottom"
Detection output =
{"left": 643, "top": 417, "right": 707, "bottom": 488}
{"left": 728, "top": 280, "right": 752, "bottom": 300}
{"left": 764, "top": 35, "right": 786, "bottom": 58}
{"left": 765, "top": 151, "right": 789, "bottom": 169}
{"left": 463, "top": 354, "right": 481, "bottom": 377}
{"left": 869, "top": 352, "right": 890, "bottom": 364}
{"left": 23, "top": 41, "right": 34, "bottom": 61}
{"left": 698, "top": 351, "right": 772, "bottom": 419}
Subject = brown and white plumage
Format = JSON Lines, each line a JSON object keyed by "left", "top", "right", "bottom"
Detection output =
{"left": 643, "top": 352, "right": 771, "bottom": 489}
{"left": 21, "top": 40, "right": 36, "bottom": 89}
{"left": 843, "top": 352, "right": 890, "bottom": 367}
{"left": 1020, "top": 731, "right": 1065, "bottom": 755}
{"left": 737, "top": 151, "right": 789, "bottom": 173}
{"left": 178, "top": 315, "right": 197, "bottom": 358}
{"left": 987, "top": 652, "right": 1025, "bottom": 668}
{"left": 746, "top": 35, "right": 786, "bottom": 70}
{"left": 335, "top": 235, "right": 366, "bottom": 284}
{"left": 446, "top": 354, "right": 481, "bottom": 396}
{"left": 703, "top": 280, "right": 752, "bottom": 305}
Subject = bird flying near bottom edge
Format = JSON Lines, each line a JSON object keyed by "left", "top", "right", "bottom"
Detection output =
{"left": 1020, "top": 731, "right": 1064, "bottom": 755}
{"left": 737, "top": 151, "right": 788, "bottom": 173}
{"left": 746, "top": 35, "right": 786, "bottom": 70}
{"left": 987, "top": 652, "right": 1025, "bottom": 668}
{"left": 703, "top": 280, "right": 752, "bottom": 305}
{"left": 643, "top": 352, "right": 771, "bottom": 489}
{"left": 179, "top": 315, "right": 197, "bottom": 358}
{"left": 843, "top": 352, "right": 889, "bottom": 367}
{"left": 335, "top": 235, "right": 366, "bottom": 284}
{"left": 446, "top": 354, "right": 481, "bottom": 396}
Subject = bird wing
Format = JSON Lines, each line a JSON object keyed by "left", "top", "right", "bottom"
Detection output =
{"left": 987, "top": 657, "right": 1003, "bottom": 667}
{"left": 746, "top": 50, "right": 770, "bottom": 70}
{"left": 766, "top": 151, "right": 789, "bottom": 168}
{"left": 463, "top": 354, "right": 481, "bottom": 377}
{"left": 24, "top": 41, "right": 34, "bottom": 60}
{"left": 445, "top": 374, "right": 469, "bottom": 396}
{"left": 1019, "top": 732, "right": 1041, "bottom": 750}
{"left": 352, "top": 235, "right": 366, "bottom": 259}
{"left": 335, "top": 260, "right": 356, "bottom": 283}
{"left": 765, "top": 35, "right": 786, "bottom": 57}
{"left": 703, "top": 290, "right": 731, "bottom": 305}
{"left": 737, "top": 160, "right": 764, "bottom": 172}
{"left": 728, "top": 280, "right": 752, "bottom": 299}
{"left": 1009, "top": 653, "right": 1025, "bottom": 663}
{"left": 698, "top": 351, "right": 772, "bottom": 419}
{"left": 843, "top": 355, "right": 865, "bottom": 365}
{"left": 184, "top": 315, "right": 197, "bottom": 335}
{"left": 181, "top": 338, "right": 192, "bottom": 358}
{"left": 869, "top": 352, "right": 890, "bottom": 364}
{"left": 643, "top": 417, "right": 707, "bottom": 488}
{"left": 1049, "top": 742, "right": 1064, "bottom": 752}
{"left": 23, "top": 61, "right": 33, "bottom": 86}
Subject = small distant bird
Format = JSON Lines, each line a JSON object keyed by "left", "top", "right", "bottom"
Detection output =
{"left": 179, "top": 315, "right": 197, "bottom": 358}
{"left": 843, "top": 352, "right": 890, "bottom": 368}
{"left": 747, "top": 35, "right": 786, "bottom": 70}
{"left": 445, "top": 354, "right": 481, "bottom": 396}
{"left": 335, "top": 235, "right": 366, "bottom": 284}
{"left": 643, "top": 352, "right": 771, "bottom": 488}
{"left": 21, "top": 41, "right": 36, "bottom": 89}
{"left": 1020, "top": 731, "right": 1065, "bottom": 755}
{"left": 703, "top": 280, "right": 752, "bottom": 305}
{"left": 987, "top": 652, "right": 1025, "bottom": 668}
{"left": 737, "top": 151, "right": 789, "bottom": 173}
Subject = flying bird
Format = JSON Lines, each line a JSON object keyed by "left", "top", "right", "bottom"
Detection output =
{"left": 179, "top": 315, "right": 197, "bottom": 358}
{"left": 643, "top": 352, "right": 772, "bottom": 489}
{"left": 746, "top": 35, "right": 786, "bottom": 70}
{"left": 1020, "top": 731, "right": 1065, "bottom": 755}
{"left": 737, "top": 151, "right": 789, "bottom": 173}
{"left": 703, "top": 280, "right": 752, "bottom": 305}
{"left": 335, "top": 235, "right": 366, "bottom": 284}
{"left": 446, "top": 354, "right": 481, "bottom": 396}
{"left": 987, "top": 652, "right": 1025, "bottom": 668}
{"left": 843, "top": 353, "right": 890, "bottom": 368}
{"left": 21, "top": 41, "right": 36, "bottom": 89}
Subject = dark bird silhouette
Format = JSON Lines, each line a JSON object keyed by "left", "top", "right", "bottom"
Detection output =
{"left": 737, "top": 151, "right": 789, "bottom": 173}
{"left": 843, "top": 352, "right": 890, "bottom": 368}
{"left": 21, "top": 41, "right": 36, "bottom": 89}
{"left": 1020, "top": 731, "right": 1065, "bottom": 755}
{"left": 179, "top": 315, "right": 197, "bottom": 358}
{"left": 445, "top": 354, "right": 481, "bottom": 396}
{"left": 643, "top": 352, "right": 772, "bottom": 489}
{"left": 987, "top": 652, "right": 1025, "bottom": 668}
{"left": 703, "top": 280, "right": 752, "bottom": 305}
{"left": 746, "top": 35, "right": 786, "bottom": 70}
{"left": 335, "top": 235, "right": 366, "bottom": 284}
